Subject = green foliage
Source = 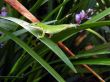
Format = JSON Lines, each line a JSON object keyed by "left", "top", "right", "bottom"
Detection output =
{"left": 0, "top": 0, "right": 110, "bottom": 82}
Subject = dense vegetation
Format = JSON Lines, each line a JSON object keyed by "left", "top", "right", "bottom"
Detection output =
{"left": 0, "top": 0, "right": 110, "bottom": 82}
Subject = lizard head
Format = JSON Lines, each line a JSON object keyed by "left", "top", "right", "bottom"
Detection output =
{"left": 30, "top": 22, "right": 43, "bottom": 31}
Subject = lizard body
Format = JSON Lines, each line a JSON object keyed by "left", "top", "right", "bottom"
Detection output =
{"left": 31, "top": 22, "right": 78, "bottom": 38}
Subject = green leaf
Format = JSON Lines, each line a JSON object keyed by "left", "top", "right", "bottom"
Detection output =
{"left": 39, "top": 37, "right": 77, "bottom": 72}
{"left": 29, "top": 0, "right": 45, "bottom": 13}
{"left": 42, "top": 0, "right": 69, "bottom": 22}
{"left": 73, "top": 58, "right": 110, "bottom": 65}
{"left": 84, "top": 7, "right": 110, "bottom": 42}
{"left": 0, "top": 20, "right": 56, "bottom": 42}
{"left": 76, "top": 42, "right": 110, "bottom": 58}
{"left": 0, "top": 16, "right": 77, "bottom": 73}
{"left": 86, "top": 7, "right": 110, "bottom": 23}
{"left": 0, "top": 29, "right": 65, "bottom": 82}
{"left": 52, "top": 21, "right": 110, "bottom": 42}
{"left": 83, "top": 7, "right": 110, "bottom": 42}
{"left": 0, "top": 29, "right": 27, "bottom": 42}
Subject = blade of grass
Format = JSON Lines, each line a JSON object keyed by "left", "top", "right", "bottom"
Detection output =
{"left": 29, "top": 0, "right": 45, "bottom": 13}
{"left": 0, "top": 20, "right": 56, "bottom": 42}
{"left": 86, "top": 7, "right": 110, "bottom": 23}
{"left": 52, "top": 21, "right": 110, "bottom": 42}
{"left": 0, "top": 29, "right": 65, "bottom": 82}
{"left": 0, "top": 16, "right": 77, "bottom": 73}
{"left": 55, "top": 0, "right": 66, "bottom": 20}
{"left": 53, "top": 7, "right": 110, "bottom": 42}
{"left": 39, "top": 37, "right": 77, "bottom": 73}
{"left": 73, "top": 58, "right": 110, "bottom": 65}
{"left": 42, "top": 0, "right": 69, "bottom": 22}
{"left": 0, "top": 18, "right": 110, "bottom": 43}
{"left": 75, "top": 42, "right": 110, "bottom": 58}
{"left": 75, "top": 2, "right": 110, "bottom": 43}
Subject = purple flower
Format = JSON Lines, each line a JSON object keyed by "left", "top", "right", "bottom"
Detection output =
{"left": 75, "top": 9, "right": 94, "bottom": 24}
{"left": 0, "top": 7, "right": 7, "bottom": 16}
{"left": 75, "top": 10, "right": 86, "bottom": 24}
{"left": 75, "top": 14, "right": 81, "bottom": 24}
{"left": 80, "top": 10, "right": 86, "bottom": 19}
{"left": 0, "top": 12, "right": 7, "bottom": 16}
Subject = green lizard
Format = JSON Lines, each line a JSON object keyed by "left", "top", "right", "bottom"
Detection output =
{"left": 31, "top": 22, "right": 78, "bottom": 38}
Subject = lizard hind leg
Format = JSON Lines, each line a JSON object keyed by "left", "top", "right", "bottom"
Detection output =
{"left": 37, "top": 31, "right": 45, "bottom": 38}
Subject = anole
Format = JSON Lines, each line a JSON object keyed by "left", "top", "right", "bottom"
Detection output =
{"left": 31, "top": 22, "right": 78, "bottom": 38}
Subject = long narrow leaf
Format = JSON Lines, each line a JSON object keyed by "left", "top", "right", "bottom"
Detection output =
{"left": 85, "top": 7, "right": 110, "bottom": 42}
{"left": 0, "top": 29, "right": 65, "bottom": 82}
{"left": 75, "top": 42, "right": 110, "bottom": 58}
{"left": 0, "top": 16, "right": 77, "bottom": 73}
{"left": 73, "top": 58, "right": 110, "bottom": 65}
